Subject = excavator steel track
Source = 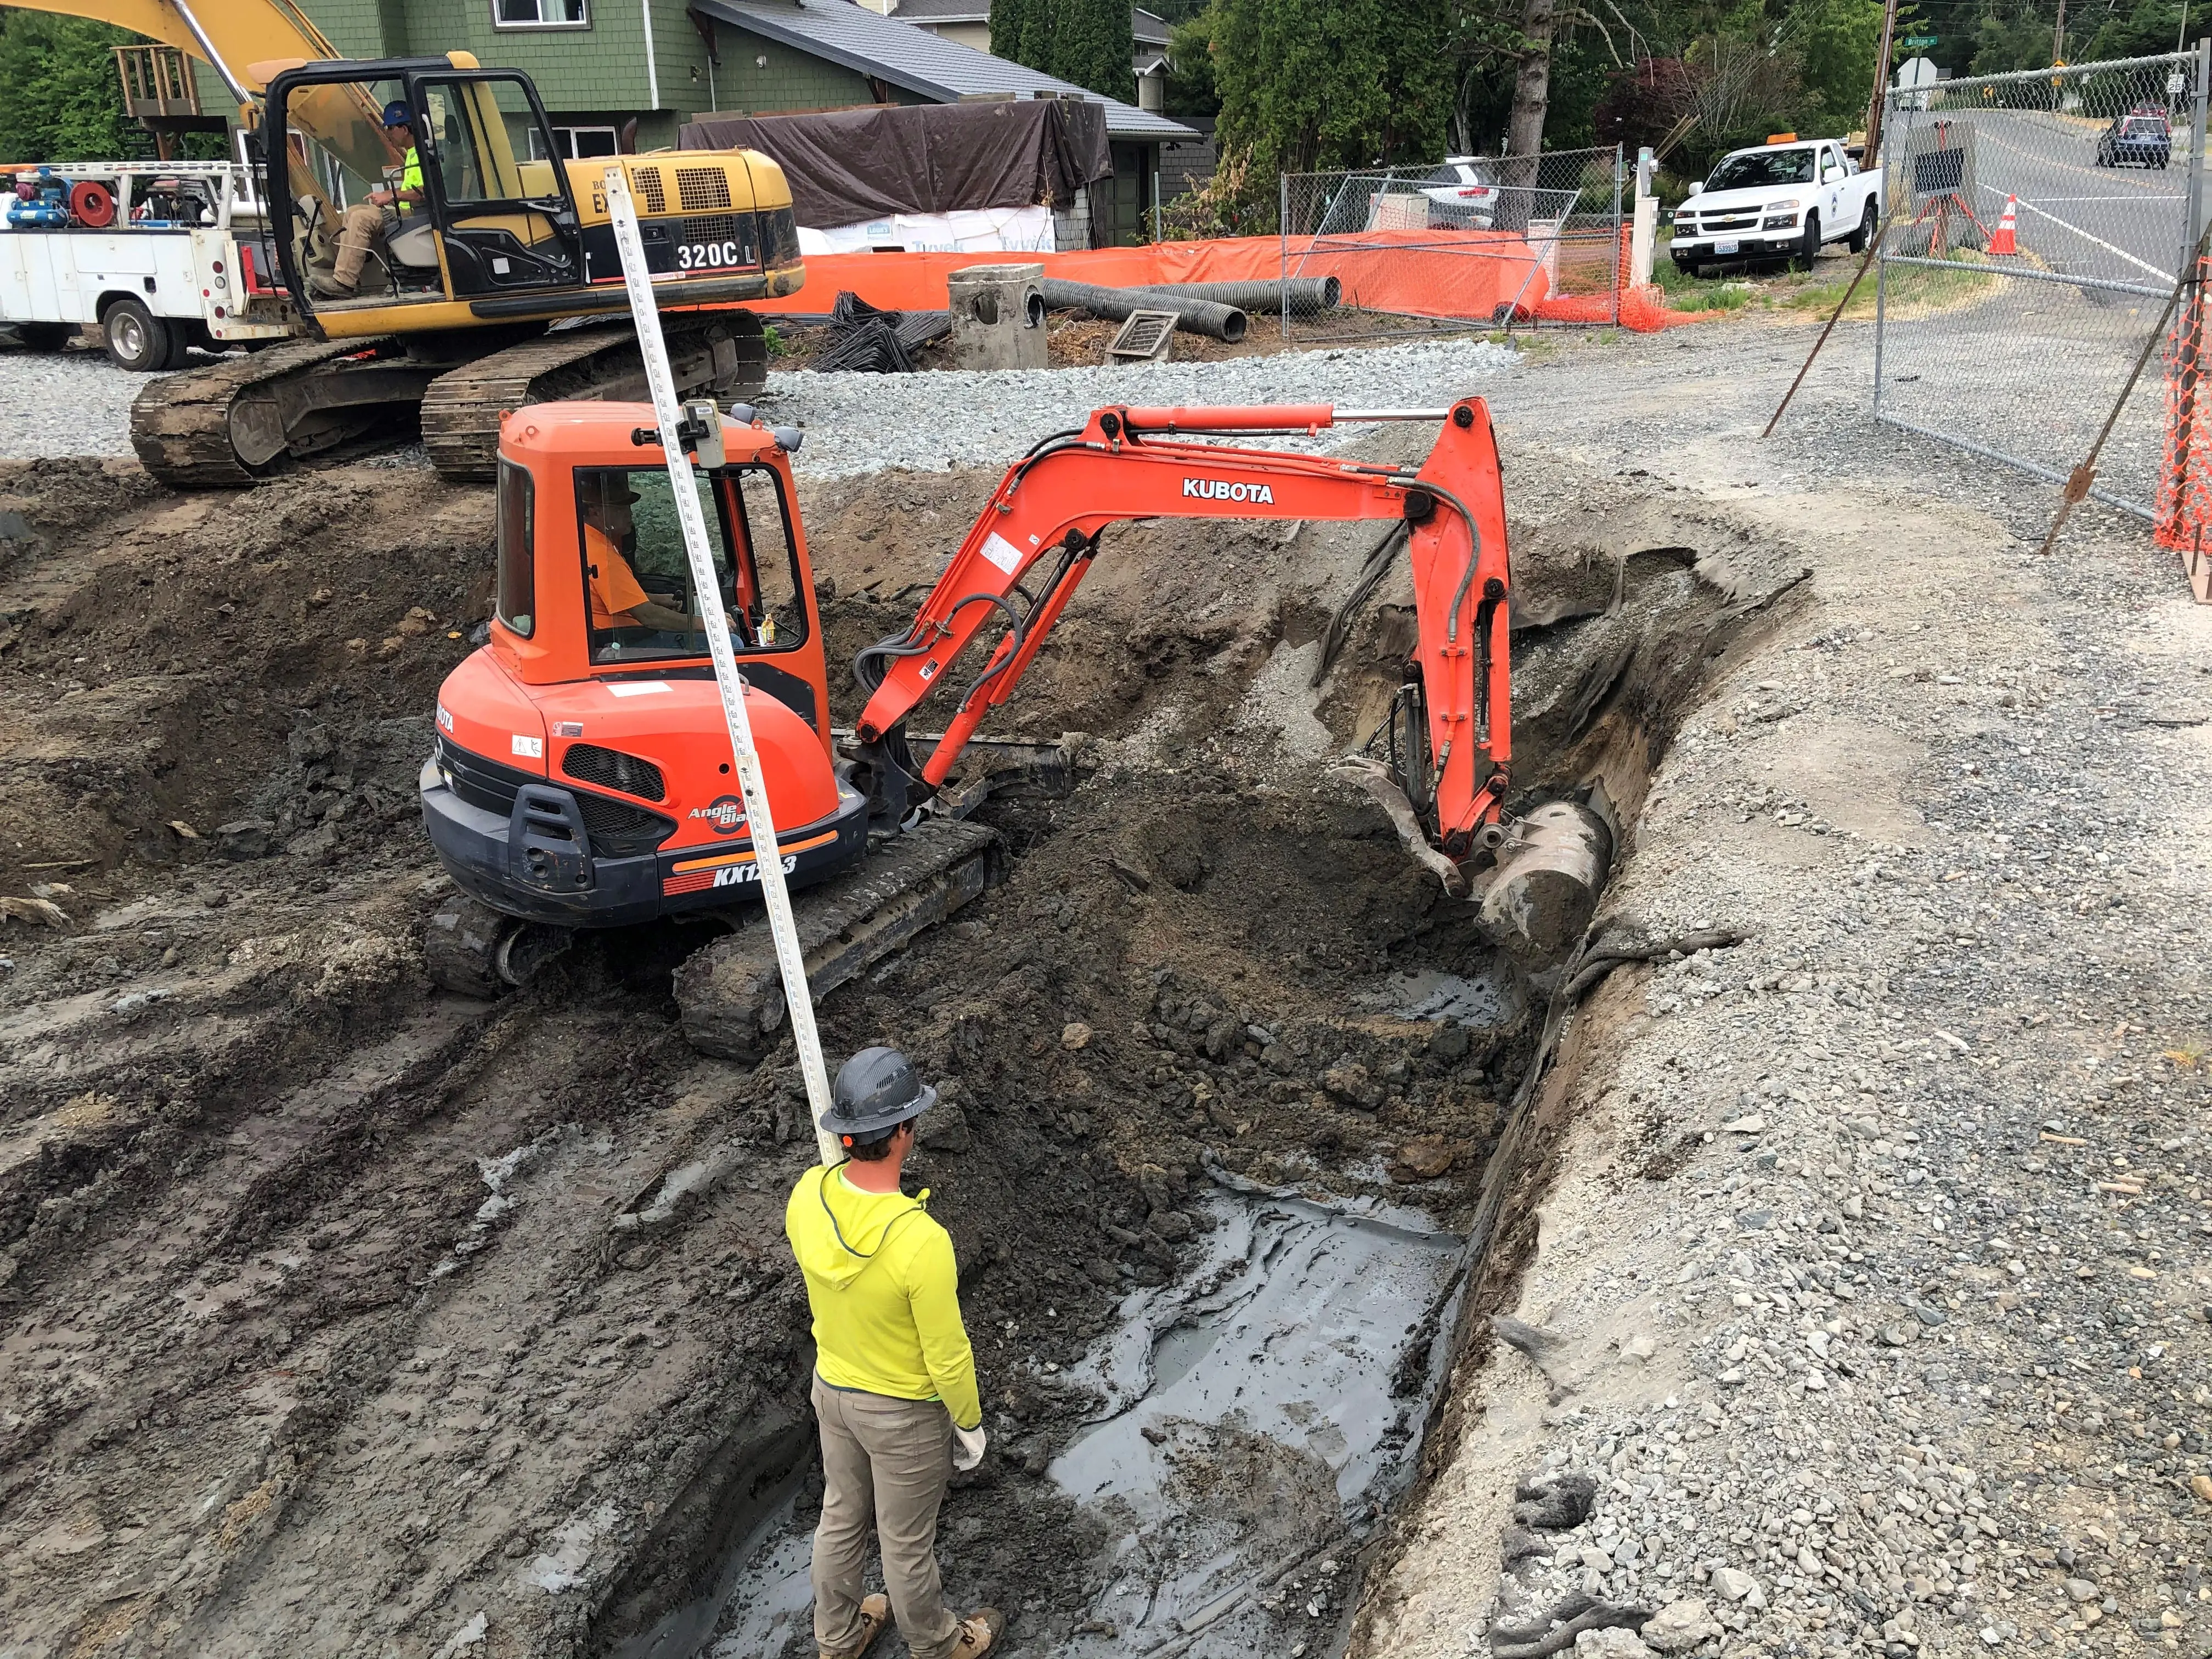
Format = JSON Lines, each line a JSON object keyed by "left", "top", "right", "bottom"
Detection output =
{"left": 419, "top": 312, "right": 768, "bottom": 482}
{"left": 673, "top": 817, "right": 1003, "bottom": 1060}
{"left": 129, "top": 337, "right": 381, "bottom": 489}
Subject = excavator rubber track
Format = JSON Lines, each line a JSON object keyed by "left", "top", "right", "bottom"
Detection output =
{"left": 674, "top": 817, "right": 1003, "bottom": 1060}
{"left": 420, "top": 312, "right": 769, "bottom": 482}
{"left": 129, "top": 337, "right": 398, "bottom": 488}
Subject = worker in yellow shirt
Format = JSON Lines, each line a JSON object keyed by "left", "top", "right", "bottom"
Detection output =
{"left": 786, "top": 1048, "right": 1003, "bottom": 1659}
{"left": 323, "top": 99, "right": 427, "bottom": 297}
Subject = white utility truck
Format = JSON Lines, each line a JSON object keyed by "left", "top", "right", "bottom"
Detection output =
{"left": 0, "top": 159, "right": 296, "bottom": 370}
{"left": 1669, "top": 137, "right": 1883, "bottom": 276}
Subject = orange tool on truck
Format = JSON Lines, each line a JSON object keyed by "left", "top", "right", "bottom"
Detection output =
{"left": 420, "top": 396, "right": 1539, "bottom": 1056}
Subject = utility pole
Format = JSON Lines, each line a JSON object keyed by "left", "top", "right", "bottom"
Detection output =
{"left": 2054, "top": 0, "right": 2067, "bottom": 68}
{"left": 1863, "top": 0, "right": 1901, "bottom": 166}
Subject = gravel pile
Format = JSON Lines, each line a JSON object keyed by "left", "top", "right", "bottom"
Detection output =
{"left": 1359, "top": 317, "right": 2212, "bottom": 1659}
{"left": 757, "top": 336, "right": 1517, "bottom": 477}
{"left": 0, "top": 346, "right": 161, "bottom": 459}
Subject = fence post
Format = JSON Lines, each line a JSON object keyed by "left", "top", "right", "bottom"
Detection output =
{"left": 2190, "top": 40, "right": 2212, "bottom": 275}
{"left": 1280, "top": 170, "right": 1290, "bottom": 343}
{"left": 1611, "top": 143, "right": 1625, "bottom": 326}
{"left": 1873, "top": 99, "right": 1889, "bottom": 422}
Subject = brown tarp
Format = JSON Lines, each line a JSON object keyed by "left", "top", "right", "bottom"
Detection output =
{"left": 677, "top": 99, "right": 1113, "bottom": 228}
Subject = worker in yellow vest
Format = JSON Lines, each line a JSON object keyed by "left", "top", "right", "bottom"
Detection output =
{"left": 785, "top": 1048, "right": 1005, "bottom": 1659}
{"left": 321, "top": 99, "right": 425, "bottom": 298}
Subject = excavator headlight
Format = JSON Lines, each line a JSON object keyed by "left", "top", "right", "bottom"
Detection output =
{"left": 727, "top": 402, "right": 758, "bottom": 425}
{"left": 772, "top": 426, "right": 805, "bottom": 453}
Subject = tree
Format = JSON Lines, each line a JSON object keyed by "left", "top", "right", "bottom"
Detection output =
{"left": 992, "top": 0, "right": 1135, "bottom": 103}
{"left": 1213, "top": 0, "right": 1453, "bottom": 177}
{"left": 1164, "top": 4, "right": 1221, "bottom": 116}
{"left": 1054, "top": 0, "right": 1137, "bottom": 103}
{"left": 989, "top": 0, "right": 1052, "bottom": 77}
{"left": 0, "top": 13, "right": 153, "bottom": 165}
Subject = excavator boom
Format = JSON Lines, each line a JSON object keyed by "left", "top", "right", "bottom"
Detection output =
{"left": 854, "top": 399, "right": 1514, "bottom": 857}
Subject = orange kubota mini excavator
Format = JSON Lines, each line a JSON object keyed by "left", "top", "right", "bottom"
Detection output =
{"left": 421, "top": 395, "right": 1528, "bottom": 1057}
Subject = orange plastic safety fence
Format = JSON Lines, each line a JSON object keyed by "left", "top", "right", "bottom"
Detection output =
{"left": 1531, "top": 227, "right": 1726, "bottom": 331}
{"left": 2157, "top": 256, "right": 2212, "bottom": 554}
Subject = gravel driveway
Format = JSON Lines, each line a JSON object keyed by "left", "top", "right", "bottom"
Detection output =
{"left": 1357, "top": 318, "right": 2212, "bottom": 1659}
{"left": 0, "top": 345, "right": 156, "bottom": 460}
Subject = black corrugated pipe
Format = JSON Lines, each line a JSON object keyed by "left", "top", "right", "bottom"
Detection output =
{"left": 1037, "top": 279, "right": 1249, "bottom": 343}
{"left": 1148, "top": 277, "right": 1341, "bottom": 315}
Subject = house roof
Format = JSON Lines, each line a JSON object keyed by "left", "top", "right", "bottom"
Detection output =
{"left": 1132, "top": 7, "right": 1171, "bottom": 46}
{"left": 696, "top": 0, "right": 1197, "bottom": 140}
{"left": 885, "top": 0, "right": 1171, "bottom": 43}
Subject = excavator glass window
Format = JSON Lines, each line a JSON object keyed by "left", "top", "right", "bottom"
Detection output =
{"left": 577, "top": 466, "right": 807, "bottom": 664}
{"left": 496, "top": 460, "right": 535, "bottom": 637}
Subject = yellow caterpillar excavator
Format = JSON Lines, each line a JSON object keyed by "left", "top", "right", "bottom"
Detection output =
{"left": 12, "top": 0, "right": 803, "bottom": 486}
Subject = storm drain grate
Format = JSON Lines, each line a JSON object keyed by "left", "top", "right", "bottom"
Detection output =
{"left": 1105, "top": 310, "right": 1179, "bottom": 363}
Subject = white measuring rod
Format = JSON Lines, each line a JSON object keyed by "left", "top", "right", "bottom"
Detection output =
{"left": 601, "top": 166, "right": 840, "bottom": 1167}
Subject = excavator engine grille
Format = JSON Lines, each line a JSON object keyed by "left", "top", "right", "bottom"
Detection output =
{"left": 680, "top": 214, "right": 743, "bottom": 252}
{"left": 630, "top": 166, "right": 667, "bottom": 215}
{"left": 437, "top": 737, "right": 675, "bottom": 857}
{"left": 676, "top": 167, "right": 733, "bottom": 211}
{"left": 562, "top": 742, "right": 666, "bottom": 802}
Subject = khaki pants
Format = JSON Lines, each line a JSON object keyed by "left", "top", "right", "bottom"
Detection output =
{"left": 333, "top": 201, "right": 399, "bottom": 291}
{"left": 810, "top": 1373, "right": 960, "bottom": 1659}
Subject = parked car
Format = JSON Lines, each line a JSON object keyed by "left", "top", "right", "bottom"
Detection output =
{"left": 1419, "top": 157, "right": 1503, "bottom": 228}
{"left": 2097, "top": 108, "right": 2171, "bottom": 168}
{"left": 1669, "top": 138, "right": 1883, "bottom": 276}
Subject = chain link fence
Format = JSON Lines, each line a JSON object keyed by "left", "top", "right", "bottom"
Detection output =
{"left": 1874, "top": 47, "right": 2209, "bottom": 518}
{"left": 1276, "top": 145, "right": 1624, "bottom": 341}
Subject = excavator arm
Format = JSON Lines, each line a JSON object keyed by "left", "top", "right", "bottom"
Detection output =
{"left": 1, "top": 0, "right": 341, "bottom": 114}
{"left": 853, "top": 398, "right": 1514, "bottom": 859}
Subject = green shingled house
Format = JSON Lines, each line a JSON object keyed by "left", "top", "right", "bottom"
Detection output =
{"left": 215, "top": 0, "right": 1194, "bottom": 240}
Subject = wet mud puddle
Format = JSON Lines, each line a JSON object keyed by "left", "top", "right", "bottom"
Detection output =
{"left": 693, "top": 1191, "right": 1464, "bottom": 1659}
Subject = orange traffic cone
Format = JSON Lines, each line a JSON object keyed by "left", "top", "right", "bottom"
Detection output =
{"left": 1990, "top": 194, "right": 2019, "bottom": 255}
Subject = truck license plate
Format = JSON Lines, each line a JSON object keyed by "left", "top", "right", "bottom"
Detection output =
{"left": 1715, "top": 240, "right": 1739, "bottom": 255}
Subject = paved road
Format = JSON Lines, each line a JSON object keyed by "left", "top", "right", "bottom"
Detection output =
{"left": 1884, "top": 100, "right": 2196, "bottom": 286}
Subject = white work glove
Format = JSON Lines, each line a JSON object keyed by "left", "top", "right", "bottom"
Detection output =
{"left": 952, "top": 1423, "right": 987, "bottom": 1472}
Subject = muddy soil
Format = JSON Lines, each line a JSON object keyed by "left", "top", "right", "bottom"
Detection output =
{"left": 0, "top": 425, "right": 1803, "bottom": 1658}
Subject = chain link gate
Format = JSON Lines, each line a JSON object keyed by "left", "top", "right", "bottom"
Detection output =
{"left": 1277, "top": 146, "right": 1624, "bottom": 340}
{"left": 1873, "top": 46, "right": 2211, "bottom": 518}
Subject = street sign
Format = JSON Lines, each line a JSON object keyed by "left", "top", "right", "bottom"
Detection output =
{"left": 1902, "top": 35, "right": 1938, "bottom": 47}
{"left": 1897, "top": 56, "right": 1939, "bottom": 89}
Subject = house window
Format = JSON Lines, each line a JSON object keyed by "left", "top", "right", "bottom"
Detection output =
{"left": 527, "top": 125, "right": 622, "bottom": 160}
{"left": 494, "top": 0, "right": 588, "bottom": 29}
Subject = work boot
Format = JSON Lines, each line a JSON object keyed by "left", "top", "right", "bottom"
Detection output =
{"left": 307, "top": 264, "right": 357, "bottom": 300}
{"left": 821, "top": 1592, "right": 891, "bottom": 1659}
{"left": 947, "top": 1609, "right": 1005, "bottom": 1656}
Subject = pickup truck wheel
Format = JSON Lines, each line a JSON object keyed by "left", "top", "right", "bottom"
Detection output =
{"left": 1794, "top": 212, "right": 1821, "bottom": 272}
{"left": 1847, "top": 198, "right": 1877, "bottom": 254}
{"left": 101, "top": 298, "right": 171, "bottom": 373}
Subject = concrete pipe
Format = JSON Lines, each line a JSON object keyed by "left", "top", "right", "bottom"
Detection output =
{"left": 1148, "top": 277, "right": 1342, "bottom": 315}
{"left": 1479, "top": 800, "right": 1613, "bottom": 958}
{"left": 1038, "top": 279, "right": 1249, "bottom": 343}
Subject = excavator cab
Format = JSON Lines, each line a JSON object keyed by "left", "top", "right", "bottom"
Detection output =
{"left": 258, "top": 55, "right": 583, "bottom": 314}
{"left": 421, "top": 402, "right": 871, "bottom": 931}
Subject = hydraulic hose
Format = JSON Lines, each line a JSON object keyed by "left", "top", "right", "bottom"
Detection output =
{"left": 1038, "top": 279, "right": 1248, "bottom": 343}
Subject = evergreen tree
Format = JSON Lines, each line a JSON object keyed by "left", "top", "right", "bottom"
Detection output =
{"left": 1052, "top": 0, "right": 1137, "bottom": 103}
{"left": 0, "top": 14, "right": 152, "bottom": 165}
{"left": 990, "top": 0, "right": 1053, "bottom": 75}
{"left": 1214, "top": 0, "right": 1452, "bottom": 176}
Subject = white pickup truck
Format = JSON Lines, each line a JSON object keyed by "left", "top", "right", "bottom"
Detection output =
{"left": 1669, "top": 138, "right": 1883, "bottom": 275}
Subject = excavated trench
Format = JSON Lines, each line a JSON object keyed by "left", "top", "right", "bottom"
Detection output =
{"left": 0, "top": 446, "right": 1809, "bottom": 1659}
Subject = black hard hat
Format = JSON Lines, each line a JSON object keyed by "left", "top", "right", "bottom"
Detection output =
{"left": 822, "top": 1046, "right": 936, "bottom": 1141}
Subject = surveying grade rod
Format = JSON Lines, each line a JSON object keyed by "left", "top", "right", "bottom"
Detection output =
{"left": 602, "top": 166, "right": 841, "bottom": 1168}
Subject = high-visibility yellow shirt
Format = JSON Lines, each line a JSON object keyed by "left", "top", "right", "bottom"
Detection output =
{"left": 399, "top": 146, "right": 421, "bottom": 213}
{"left": 785, "top": 1163, "right": 981, "bottom": 1431}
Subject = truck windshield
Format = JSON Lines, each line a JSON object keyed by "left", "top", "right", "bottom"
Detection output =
{"left": 577, "top": 465, "right": 809, "bottom": 665}
{"left": 1706, "top": 150, "right": 1814, "bottom": 190}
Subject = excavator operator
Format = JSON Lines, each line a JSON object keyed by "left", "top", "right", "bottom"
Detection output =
{"left": 785, "top": 1048, "right": 1004, "bottom": 1659}
{"left": 580, "top": 475, "right": 736, "bottom": 642}
{"left": 320, "top": 100, "right": 424, "bottom": 298}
